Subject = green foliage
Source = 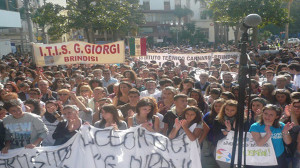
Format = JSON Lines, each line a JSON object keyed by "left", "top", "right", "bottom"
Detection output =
{"left": 31, "top": 3, "right": 66, "bottom": 41}
{"left": 260, "top": 30, "right": 272, "bottom": 41}
{"left": 208, "top": 0, "right": 289, "bottom": 27}
{"left": 32, "top": 0, "right": 144, "bottom": 42}
{"left": 173, "top": 6, "right": 193, "bottom": 20}
{"left": 170, "top": 22, "right": 207, "bottom": 46}
{"left": 289, "top": 1, "right": 300, "bottom": 34}
{"left": 66, "top": 0, "right": 144, "bottom": 35}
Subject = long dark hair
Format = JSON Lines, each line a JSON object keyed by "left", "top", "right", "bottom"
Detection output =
{"left": 190, "top": 89, "right": 206, "bottom": 112}
{"left": 24, "top": 99, "right": 41, "bottom": 115}
{"left": 117, "top": 81, "right": 132, "bottom": 98}
{"left": 100, "top": 104, "right": 121, "bottom": 125}
{"left": 136, "top": 98, "right": 155, "bottom": 120}
{"left": 183, "top": 106, "right": 202, "bottom": 127}
{"left": 209, "top": 98, "right": 225, "bottom": 122}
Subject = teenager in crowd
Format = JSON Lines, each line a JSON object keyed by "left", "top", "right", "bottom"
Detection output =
{"left": 201, "top": 98, "right": 225, "bottom": 168}
{"left": 42, "top": 100, "right": 63, "bottom": 146}
{"left": 190, "top": 89, "right": 209, "bottom": 114}
{"left": 2, "top": 100, "right": 48, "bottom": 153}
{"left": 157, "top": 86, "right": 177, "bottom": 116}
{"left": 163, "top": 94, "right": 188, "bottom": 136}
{"left": 212, "top": 100, "right": 239, "bottom": 145}
{"left": 53, "top": 105, "right": 85, "bottom": 146}
{"left": 260, "top": 83, "right": 275, "bottom": 103}
{"left": 250, "top": 104, "right": 294, "bottom": 168}
{"left": 128, "top": 98, "right": 160, "bottom": 132}
{"left": 113, "top": 81, "right": 132, "bottom": 107}
{"left": 169, "top": 106, "right": 203, "bottom": 141}
{"left": 24, "top": 99, "right": 42, "bottom": 116}
{"left": 118, "top": 88, "right": 140, "bottom": 123}
{"left": 94, "top": 104, "right": 127, "bottom": 130}
{"left": 248, "top": 97, "right": 268, "bottom": 125}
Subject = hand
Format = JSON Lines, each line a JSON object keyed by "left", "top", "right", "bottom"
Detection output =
{"left": 283, "top": 122, "right": 294, "bottom": 133}
{"left": 174, "top": 118, "right": 181, "bottom": 129}
{"left": 25, "top": 144, "right": 36, "bottom": 149}
{"left": 265, "top": 125, "right": 272, "bottom": 136}
{"left": 224, "top": 120, "right": 231, "bottom": 131}
{"left": 25, "top": 105, "right": 31, "bottom": 112}
{"left": 1, "top": 146, "right": 9, "bottom": 154}
{"left": 47, "top": 89, "right": 52, "bottom": 97}
{"left": 158, "top": 104, "right": 165, "bottom": 111}
{"left": 288, "top": 104, "right": 294, "bottom": 116}
{"left": 180, "top": 119, "right": 189, "bottom": 129}
{"left": 111, "top": 123, "right": 119, "bottom": 131}
{"left": 128, "top": 109, "right": 135, "bottom": 117}
{"left": 56, "top": 101, "right": 63, "bottom": 111}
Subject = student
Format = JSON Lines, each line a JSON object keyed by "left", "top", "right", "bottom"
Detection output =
{"left": 52, "top": 105, "right": 84, "bottom": 146}
{"left": 212, "top": 100, "right": 239, "bottom": 145}
{"left": 2, "top": 100, "right": 48, "bottom": 153}
{"left": 42, "top": 100, "right": 63, "bottom": 146}
{"left": 163, "top": 94, "right": 188, "bottom": 136}
{"left": 168, "top": 106, "right": 203, "bottom": 141}
{"left": 250, "top": 104, "right": 294, "bottom": 168}
{"left": 200, "top": 98, "right": 225, "bottom": 168}
{"left": 128, "top": 98, "right": 160, "bottom": 132}
{"left": 249, "top": 97, "right": 268, "bottom": 125}
{"left": 118, "top": 88, "right": 140, "bottom": 123}
{"left": 94, "top": 104, "right": 127, "bottom": 130}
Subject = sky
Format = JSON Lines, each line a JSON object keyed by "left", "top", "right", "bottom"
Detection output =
{"left": 45, "top": 0, "right": 66, "bottom": 7}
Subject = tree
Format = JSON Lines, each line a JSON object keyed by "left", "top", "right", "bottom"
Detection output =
{"left": 32, "top": 3, "right": 66, "bottom": 42}
{"left": 66, "top": 0, "right": 144, "bottom": 43}
{"left": 208, "top": 0, "right": 289, "bottom": 46}
{"left": 289, "top": 0, "right": 300, "bottom": 35}
{"left": 33, "top": 0, "right": 144, "bottom": 43}
{"left": 173, "top": 6, "right": 193, "bottom": 24}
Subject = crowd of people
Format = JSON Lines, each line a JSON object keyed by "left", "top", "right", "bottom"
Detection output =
{"left": 0, "top": 43, "right": 299, "bottom": 168}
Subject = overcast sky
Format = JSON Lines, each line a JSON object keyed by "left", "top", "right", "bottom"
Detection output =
{"left": 45, "top": 0, "right": 66, "bottom": 7}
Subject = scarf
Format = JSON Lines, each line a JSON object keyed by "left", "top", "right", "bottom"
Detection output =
{"left": 44, "top": 111, "right": 58, "bottom": 123}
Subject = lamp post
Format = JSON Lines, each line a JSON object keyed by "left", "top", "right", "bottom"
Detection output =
{"left": 230, "top": 14, "right": 261, "bottom": 168}
{"left": 170, "top": 21, "right": 183, "bottom": 46}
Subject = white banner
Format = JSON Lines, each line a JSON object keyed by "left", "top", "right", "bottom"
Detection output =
{"left": 216, "top": 131, "right": 277, "bottom": 166}
{"left": 0, "top": 126, "right": 201, "bottom": 168}
{"left": 138, "top": 52, "right": 240, "bottom": 67}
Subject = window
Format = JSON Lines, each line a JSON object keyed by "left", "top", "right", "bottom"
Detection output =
{"left": 200, "top": 11, "right": 207, "bottom": 20}
{"left": 164, "top": 1, "right": 170, "bottom": 10}
{"left": 200, "top": 28, "right": 209, "bottom": 39}
{"left": 142, "top": 2, "right": 150, "bottom": 10}
{"left": 200, "top": 1, "right": 207, "bottom": 8}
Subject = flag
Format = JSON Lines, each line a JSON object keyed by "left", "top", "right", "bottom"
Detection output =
{"left": 129, "top": 37, "right": 147, "bottom": 56}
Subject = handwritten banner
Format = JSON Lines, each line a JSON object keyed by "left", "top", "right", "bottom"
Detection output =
{"left": 33, "top": 41, "right": 125, "bottom": 66}
{"left": 0, "top": 126, "right": 201, "bottom": 168}
{"left": 216, "top": 131, "right": 277, "bottom": 166}
{"left": 138, "top": 52, "right": 240, "bottom": 66}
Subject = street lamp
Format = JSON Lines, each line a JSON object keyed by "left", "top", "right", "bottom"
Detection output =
{"left": 230, "top": 14, "right": 261, "bottom": 168}
{"left": 170, "top": 21, "right": 184, "bottom": 46}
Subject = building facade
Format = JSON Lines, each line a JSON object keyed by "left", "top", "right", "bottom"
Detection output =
{"left": 138, "top": 0, "right": 234, "bottom": 44}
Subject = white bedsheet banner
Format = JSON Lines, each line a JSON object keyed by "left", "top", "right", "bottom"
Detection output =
{"left": 216, "top": 131, "right": 277, "bottom": 166}
{"left": 0, "top": 126, "right": 201, "bottom": 168}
